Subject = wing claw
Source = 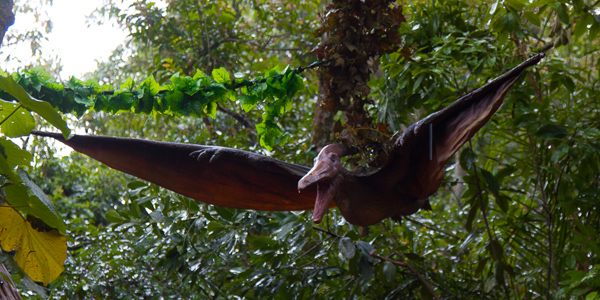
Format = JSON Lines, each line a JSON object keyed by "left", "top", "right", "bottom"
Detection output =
{"left": 190, "top": 148, "right": 222, "bottom": 163}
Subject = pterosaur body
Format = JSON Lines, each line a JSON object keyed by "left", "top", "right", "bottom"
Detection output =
{"left": 33, "top": 53, "right": 544, "bottom": 226}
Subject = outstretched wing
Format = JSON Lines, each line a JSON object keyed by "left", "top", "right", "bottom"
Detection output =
{"left": 374, "top": 53, "right": 544, "bottom": 199}
{"left": 32, "top": 131, "right": 318, "bottom": 211}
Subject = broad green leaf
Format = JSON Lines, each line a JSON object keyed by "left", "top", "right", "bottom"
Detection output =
{"left": 357, "top": 241, "right": 375, "bottom": 261}
{"left": 0, "top": 75, "right": 70, "bottom": 137}
{"left": 382, "top": 261, "right": 396, "bottom": 283}
{"left": 141, "top": 75, "right": 161, "bottom": 96}
{"left": 551, "top": 143, "right": 569, "bottom": 163}
{"left": 105, "top": 210, "right": 129, "bottom": 224}
{"left": 0, "top": 138, "right": 32, "bottom": 167}
{"left": 581, "top": 127, "right": 600, "bottom": 139}
{"left": 480, "top": 169, "right": 499, "bottom": 195}
{"left": 465, "top": 198, "right": 479, "bottom": 232}
{"left": 214, "top": 206, "right": 234, "bottom": 222}
{"left": 589, "top": 21, "right": 600, "bottom": 41}
{"left": 574, "top": 14, "right": 592, "bottom": 39}
{"left": 524, "top": 12, "right": 541, "bottom": 27}
{"left": 404, "top": 252, "right": 424, "bottom": 262}
{"left": 0, "top": 100, "right": 35, "bottom": 137}
{"left": 505, "top": 0, "right": 525, "bottom": 12}
{"left": 338, "top": 237, "right": 356, "bottom": 259}
{"left": 460, "top": 148, "right": 476, "bottom": 170}
{"left": 18, "top": 169, "right": 66, "bottom": 234}
{"left": 0, "top": 143, "right": 21, "bottom": 184}
{"left": 535, "top": 124, "right": 569, "bottom": 140}
{"left": 488, "top": 239, "right": 504, "bottom": 260}
{"left": 4, "top": 184, "right": 30, "bottom": 208}
{"left": 495, "top": 194, "right": 510, "bottom": 213}
{"left": 358, "top": 255, "right": 374, "bottom": 282}
{"left": 205, "top": 101, "right": 217, "bottom": 118}
{"left": 0, "top": 207, "right": 67, "bottom": 285}
{"left": 494, "top": 261, "right": 506, "bottom": 287}
{"left": 556, "top": 3, "right": 569, "bottom": 24}
{"left": 212, "top": 68, "right": 231, "bottom": 84}
{"left": 120, "top": 77, "right": 135, "bottom": 90}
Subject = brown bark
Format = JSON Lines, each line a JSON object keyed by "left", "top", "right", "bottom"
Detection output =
{"left": 0, "top": 0, "right": 14, "bottom": 46}
{"left": 0, "top": 263, "right": 22, "bottom": 300}
{"left": 0, "top": 3, "right": 20, "bottom": 299}
{"left": 309, "top": 73, "right": 336, "bottom": 149}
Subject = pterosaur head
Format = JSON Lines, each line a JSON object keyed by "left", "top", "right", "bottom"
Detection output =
{"left": 298, "top": 144, "right": 350, "bottom": 223}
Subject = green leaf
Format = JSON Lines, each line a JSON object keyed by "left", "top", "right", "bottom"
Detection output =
{"left": 551, "top": 143, "right": 569, "bottom": 163}
{"left": 535, "top": 124, "right": 569, "bottom": 140}
{"left": 573, "top": 14, "right": 590, "bottom": 39}
{"left": 404, "top": 252, "right": 424, "bottom": 262}
{"left": 205, "top": 101, "right": 217, "bottom": 118}
{"left": 585, "top": 292, "right": 598, "bottom": 300}
{"left": 589, "top": 21, "right": 600, "bottom": 41}
{"left": 495, "top": 260, "right": 505, "bottom": 286}
{"left": 357, "top": 241, "right": 375, "bottom": 261}
{"left": 206, "top": 220, "right": 226, "bottom": 233}
{"left": 358, "top": 255, "right": 374, "bottom": 282}
{"left": 141, "top": 75, "right": 161, "bottom": 96}
{"left": 0, "top": 138, "right": 32, "bottom": 167}
{"left": 382, "top": 261, "right": 397, "bottom": 283}
{"left": 120, "top": 77, "right": 135, "bottom": 90}
{"left": 581, "top": 127, "right": 600, "bottom": 139}
{"left": 0, "top": 100, "right": 35, "bottom": 137}
{"left": 0, "top": 143, "right": 21, "bottom": 184}
{"left": 460, "top": 148, "right": 476, "bottom": 170}
{"left": 17, "top": 169, "right": 66, "bottom": 234}
{"left": 495, "top": 166, "right": 515, "bottom": 182}
{"left": 212, "top": 68, "right": 231, "bottom": 84}
{"left": 488, "top": 239, "right": 504, "bottom": 260}
{"left": 4, "top": 183, "right": 29, "bottom": 208}
{"left": 556, "top": 3, "right": 570, "bottom": 25}
{"left": 0, "top": 75, "right": 70, "bottom": 137}
{"left": 214, "top": 206, "right": 234, "bottom": 222}
{"left": 505, "top": 0, "right": 525, "bottom": 12}
{"left": 524, "top": 12, "right": 541, "bottom": 27}
{"left": 105, "top": 210, "right": 129, "bottom": 224}
{"left": 480, "top": 169, "right": 499, "bottom": 195}
{"left": 465, "top": 197, "right": 479, "bottom": 232}
{"left": 338, "top": 237, "right": 356, "bottom": 259}
{"left": 495, "top": 194, "right": 510, "bottom": 213}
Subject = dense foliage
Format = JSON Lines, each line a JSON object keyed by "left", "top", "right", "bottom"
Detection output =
{"left": 0, "top": 0, "right": 599, "bottom": 299}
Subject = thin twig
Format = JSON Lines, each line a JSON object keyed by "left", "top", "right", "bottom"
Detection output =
{"left": 369, "top": 250, "right": 441, "bottom": 300}
{"left": 216, "top": 103, "right": 255, "bottom": 131}
{"left": 469, "top": 141, "right": 512, "bottom": 299}
{"left": 313, "top": 226, "right": 339, "bottom": 238}
{"left": 313, "top": 227, "right": 440, "bottom": 299}
{"left": 404, "top": 217, "right": 463, "bottom": 240}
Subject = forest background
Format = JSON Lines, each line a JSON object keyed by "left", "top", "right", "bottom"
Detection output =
{"left": 0, "top": 0, "right": 599, "bottom": 299}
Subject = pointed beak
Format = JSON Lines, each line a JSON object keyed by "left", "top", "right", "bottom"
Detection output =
{"left": 298, "top": 159, "right": 335, "bottom": 191}
{"left": 298, "top": 160, "right": 337, "bottom": 223}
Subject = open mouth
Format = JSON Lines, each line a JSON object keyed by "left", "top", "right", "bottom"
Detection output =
{"left": 312, "top": 182, "right": 334, "bottom": 223}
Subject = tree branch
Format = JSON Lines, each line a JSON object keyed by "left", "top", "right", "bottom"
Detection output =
{"left": 369, "top": 250, "right": 440, "bottom": 300}
{"left": 314, "top": 226, "right": 440, "bottom": 299}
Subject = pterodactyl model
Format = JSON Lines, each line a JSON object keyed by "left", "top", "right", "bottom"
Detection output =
{"left": 32, "top": 53, "right": 544, "bottom": 227}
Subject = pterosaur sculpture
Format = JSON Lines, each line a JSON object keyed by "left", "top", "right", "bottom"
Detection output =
{"left": 32, "top": 53, "right": 544, "bottom": 226}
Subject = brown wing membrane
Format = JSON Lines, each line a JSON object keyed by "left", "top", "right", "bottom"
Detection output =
{"left": 31, "top": 131, "right": 319, "bottom": 211}
{"left": 375, "top": 53, "right": 544, "bottom": 199}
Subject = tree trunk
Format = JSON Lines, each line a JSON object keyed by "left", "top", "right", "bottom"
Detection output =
{"left": 310, "top": 73, "right": 336, "bottom": 149}
{"left": 0, "top": 264, "right": 22, "bottom": 300}
{"left": 0, "top": 0, "right": 14, "bottom": 45}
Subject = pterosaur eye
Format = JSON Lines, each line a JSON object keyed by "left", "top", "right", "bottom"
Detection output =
{"left": 331, "top": 157, "right": 336, "bottom": 163}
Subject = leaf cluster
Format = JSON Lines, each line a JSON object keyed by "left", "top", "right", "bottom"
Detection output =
{"left": 312, "top": 0, "right": 406, "bottom": 155}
